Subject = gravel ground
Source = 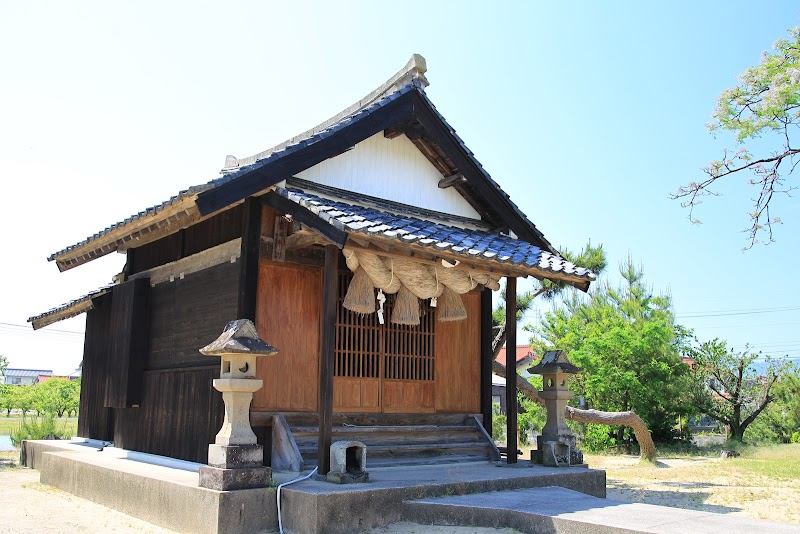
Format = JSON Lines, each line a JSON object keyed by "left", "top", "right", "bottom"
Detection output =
{"left": 0, "top": 468, "right": 177, "bottom": 534}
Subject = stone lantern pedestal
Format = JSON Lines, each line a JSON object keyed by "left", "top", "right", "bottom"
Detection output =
{"left": 198, "top": 319, "right": 278, "bottom": 491}
{"left": 528, "top": 351, "right": 585, "bottom": 467}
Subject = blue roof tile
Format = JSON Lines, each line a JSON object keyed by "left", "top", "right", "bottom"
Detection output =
{"left": 277, "top": 186, "right": 595, "bottom": 285}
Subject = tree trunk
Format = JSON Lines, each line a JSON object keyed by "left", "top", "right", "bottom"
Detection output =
{"left": 564, "top": 407, "right": 657, "bottom": 463}
{"left": 492, "top": 360, "right": 658, "bottom": 463}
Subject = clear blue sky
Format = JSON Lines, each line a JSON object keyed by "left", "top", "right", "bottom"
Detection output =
{"left": 1, "top": 1, "right": 799, "bottom": 373}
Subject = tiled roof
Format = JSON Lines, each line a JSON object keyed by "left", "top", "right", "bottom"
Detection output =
{"left": 275, "top": 184, "right": 596, "bottom": 287}
{"left": 496, "top": 345, "right": 535, "bottom": 367}
{"left": 47, "top": 55, "right": 561, "bottom": 270}
{"left": 47, "top": 83, "right": 421, "bottom": 269}
{"left": 27, "top": 285, "right": 113, "bottom": 330}
{"left": 4, "top": 369, "right": 53, "bottom": 378}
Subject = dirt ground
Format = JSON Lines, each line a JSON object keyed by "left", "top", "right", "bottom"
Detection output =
{"left": 0, "top": 468, "right": 177, "bottom": 534}
{"left": 589, "top": 453, "right": 800, "bottom": 525}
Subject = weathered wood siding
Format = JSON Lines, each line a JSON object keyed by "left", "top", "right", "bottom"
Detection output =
{"left": 434, "top": 291, "right": 481, "bottom": 413}
{"left": 105, "top": 278, "right": 150, "bottom": 408}
{"left": 253, "top": 261, "right": 321, "bottom": 412}
{"left": 129, "top": 205, "right": 243, "bottom": 274}
{"left": 113, "top": 367, "right": 223, "bottom": 463}
{"left": 296, "top": 133, "right": 481, "bottom": 219}
{"left": 111, "top": 262, "right": 236, "bottom": 462}
{"left": 78, "top": 294, "right": 114, "bottom": 441}
{"left": 74, "top": 205, "right": 246, "bottom": 462}
{"left": 146, "top": 261, "right": 239, "bottom": 370}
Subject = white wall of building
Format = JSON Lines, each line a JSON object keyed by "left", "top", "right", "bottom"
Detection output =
{"left": 297, "top": 133, "right": 481, "bottom": 219}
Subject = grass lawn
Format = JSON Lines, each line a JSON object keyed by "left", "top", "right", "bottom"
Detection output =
{"left": 586, "top": 443, "right": 800, "bottom": 524}
{"left": 0, "top": 417, "right": 78, "bottom": 437}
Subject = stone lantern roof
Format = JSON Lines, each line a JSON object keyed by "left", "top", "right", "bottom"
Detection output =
{"left": 527, "top": 350, "right": 581, "bottom": 375}
{"left": 199, "top": 319, "right": 277, "bottom": 357}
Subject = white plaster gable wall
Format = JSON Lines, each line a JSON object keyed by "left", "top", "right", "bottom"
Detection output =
{"left": 296, "top": 133, "right": 481, "bottom": 219}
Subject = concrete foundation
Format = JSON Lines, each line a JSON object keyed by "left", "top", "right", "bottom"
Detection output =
{"left": 22, "top": 440, "right": 605, "bottom": 533}
{"left": 24, "top": 441, "right": 276, "bottom": 534}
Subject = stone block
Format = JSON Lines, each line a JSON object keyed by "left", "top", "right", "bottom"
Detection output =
{"left": 326, "top": 470, "right": 370, "bottom": 484}
{"left": 199, "top": 465, "right": 272, "bottom": 491}
{"left": 536, "top": 434, "right": 583, "bottom": 467}
{"left": 208, "top": 444, "right": 263, "bottom": 469}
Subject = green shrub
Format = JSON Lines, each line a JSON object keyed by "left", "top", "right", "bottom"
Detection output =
{"left": 517, "top": 392, "right": 545, "bottom": 446}
{"left": 491, "top": 402, "right": 506, "bottom": 444}
{"left": 791, "top": 431, "right": 800, "bottom": 444}
{"left": 582, "top": 424, "right": 616, "bottom": 452}
{"left": 10, "top": 413, "right": 71, "bottom": 447}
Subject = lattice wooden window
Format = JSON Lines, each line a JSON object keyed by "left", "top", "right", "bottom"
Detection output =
{"left": 335, "top": 272, "right": 435, "bottom": 381}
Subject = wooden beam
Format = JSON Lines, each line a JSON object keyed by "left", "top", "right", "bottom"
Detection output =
{"left": 438, "top": 173, "right": 466, "bottom": 189}
{"left": 505, "top": 276, "right": 518, "bottom": 464}
{"left": 237, "top": 198, "right": 261, "bottom": 321}
{"left": 128, "top": 239, "right": 241, "bottom": 286}
{"left": 480, "top": 287, "right": 493, "bottom": 436}
{"left": 383, "top": 128, "right": 403, "bottom": 139}
{"left": 260, "top": 191, "right": 348, "bottom": 250}
{"left": 273, "top": 216, "right": 288, "bottom": 262}
{"left": 410, "top": 138, "right": 452, "bottom": 176}
{"left": 318, "top": 244, "right": 338, "bottom": 475}
{"left": 196, "top": 92, "right": 415, "bottom": 216}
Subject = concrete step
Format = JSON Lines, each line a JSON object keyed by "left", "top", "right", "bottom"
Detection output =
{"left": 290, "top": 424, "right": 477, "bottom": 435}
{"left": 290, "top": 421, "right": 497, "bottom": 469}
{"left": 403, "top": 486, "right": 800, "bottom": 534}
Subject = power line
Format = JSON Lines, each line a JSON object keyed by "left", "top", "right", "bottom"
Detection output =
{"left": 677, "top": 305, "right": 800, "bottom": 319}
{"left": 0, "top": 322, "right": 83, "bottom": 335}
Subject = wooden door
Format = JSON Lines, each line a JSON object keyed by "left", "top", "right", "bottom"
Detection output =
{"left": 333, "top": 272, "right": 435, "bottom": 413}
{"left": 253, "top": 262, "right": 321, "bottom": 411}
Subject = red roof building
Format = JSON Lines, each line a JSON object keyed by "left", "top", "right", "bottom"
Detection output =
{"left": 496, "top": 345, "right": 535, "bottom": 369}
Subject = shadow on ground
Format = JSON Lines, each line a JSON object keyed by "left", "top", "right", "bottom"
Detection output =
{"left": 607, "top": 482, "right": 742, "bottom": 515}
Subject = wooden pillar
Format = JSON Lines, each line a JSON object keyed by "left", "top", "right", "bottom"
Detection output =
{"left": 238, "top": 198, "right": 262, "bottom": 321}
{"left": 317, "top": 244, "right": 338, "bottom": 475}
{"left": 505, "top": 276, "right": 518, "bottom": 464}
{"left": 480, "top": 287, "right": 493, "bottom": 435}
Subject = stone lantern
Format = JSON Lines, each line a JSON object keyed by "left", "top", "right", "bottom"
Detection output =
{"left": 528, "top": 350, "right": 584, "bottom": 467}
{"left": 198, "top": 319, "right": 277, "bottom": 490}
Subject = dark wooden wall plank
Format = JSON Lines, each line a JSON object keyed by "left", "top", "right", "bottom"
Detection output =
{"left": 183, "top": 204, "right": 243, "bottom": 257}
{"left": 129, "top": 232, "right": 182, "bottom": 273}
{"left": 78, "top": 294, "right": 114, "bottom": 441}
{"left": 146, "top": 261, "right": 238, "bottom": 370}
{"left": 113, "top": 368, "right": 224, "bottom": 463}
{"left": 105, "top": 278, "right": 150, "bottom": 408}
{"left": 128, "top": 205, "right": 244, "bottom": 275}
{"left": 238, "top": 199, "right": 262, "bottom": 321}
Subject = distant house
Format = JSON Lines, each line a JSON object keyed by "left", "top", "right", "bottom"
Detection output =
{"left": 493, "top": 345, "right": 535, "bottom": 414}
{"left": 2, "top": 368, "right": 53, "bottom": 385}
{"left": 38, "top": 373, "right": 80, "bottom": 383}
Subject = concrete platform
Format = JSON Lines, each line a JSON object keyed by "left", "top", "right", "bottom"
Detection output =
{"left": 21, "top": 439, "right": 605, "bottom": 534}
{"left": 277, "top": 461, "right": 605, "bottom": 533}
{"left": 405, "top": 486, "right": 800, "bottom": 533}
